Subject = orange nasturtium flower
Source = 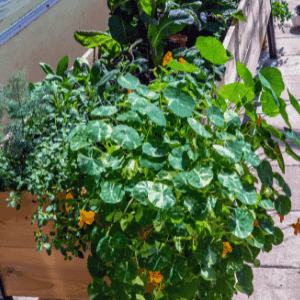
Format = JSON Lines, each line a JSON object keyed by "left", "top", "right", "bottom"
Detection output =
{"left": 78, "top": 210, "right": 96, "bottom": 227}
{"left": 255, "top": 115, "right": 263, "bottom": 128}
{"left": 222, "top": 241, "right": 232, "bottom": 258}
{"left": 128, "top": 89, "right": 133, "bottom": 94}
{"left": 254, "top": 221, "right": 259, "bottom": 227}
{"left": 288, "top": 218, "right": 300, "bottom": 236}
{"left": 162, "top": 51, "right": 173, "bottom": 66}
{"left": 179, "top": 57, "right": 186, "bottom": 64}
{"left": 149, "top": 271, "right": 163, "bottom": 284}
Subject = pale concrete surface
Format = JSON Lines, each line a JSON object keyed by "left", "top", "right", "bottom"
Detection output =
{"left": 233, "top": 0, "right": 300, "bottom": 299}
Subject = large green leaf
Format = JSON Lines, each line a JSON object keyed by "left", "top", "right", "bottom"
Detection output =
{"left": 142, "top": 135, "right": 169, "bottom": 157}
{"left": 148, "top": 9, "right": 197, "bottom": 48}
{"left": 117, "top": 73, "right": 141, "bottom": 90}
{"left": 85, "top": 120, "right": 113, "bottom": 143}
{"left": 162, "top": 255, "right": 187, "bottom": 284}
{"left": 236, "top": 61, "right": 253, "bottom": 87}
{"left": 219, "top": 82, "right": 255, "bottom": 107}
{"left": 140, "top": 154, "right": 167, "bottom": 171}
{"left": 187, "top": 117, "right": 213, "bottom": 138}
{"left": 218, "top": 170, "right": 243, "bottom": 191}
{"left": 77, "top": 148, "right": 106, "bottom": 175}
{"left": 257, "top": 160, "right": 273, "bottom": 188}
{"left": 207, "top": 104, "right": 225, "bottom": 127}
{"left": 183, "top": 193, "right": 209, "bottom": 221}
{"left": 188, "top": 165, "right": 214, "bottom": 189}
{"left": 258, "top": 216, "right": 275, "bottom": 235}
{"left": 128, "top": 92, "right": 151, "bottom": 116}
{"left": 227, "top": 208, "right": 254, "bottom": 239}
{"left": 110, "top": 125, "right": 142, "bottom": 150}
{"left": 274, "top": 195, "right": 291, "bottom": 216}
{"left": 234, "top": 184, "right": 257, "bottom": 205}
{"left": 91, "top": 106, "right": 118, "bottom": 117}
{"left": 246, "top": 227, "right": 265, "bottom": 248}
{"left": 172, "top": 172, "right": 190, "bottom": 193}
{"left": 100, "top": 181, "right": 125, "bottom": 204}
{"left": 133, "top": 181, "right": 153, "bottom": 206}
{"left": 168, "top": 147, "right": 190, "bottom": 171}
{"left": 115, "top": 260, "right": 138, "bottom": 283}
{"left": 236, "top": 264, "right": 254, "bottom": 297}
{"left": 135, "top": 84, "right": 160, "bottom": 100}
{"left": 273, "top": 172, "right": 291, "bottom": 198}
{"left": 195, "top": 236, "right": 222, "bottom": 267}
{"left": 56, "top": 55, "right": 69, "bottom": 77}
{"left": 108, "top": 14, "right": 139, "bottom": 45}
{"left": 163, "top": 87, "right": 196, "bottom": 118}
{"left": 213, "top": 144, "right": 242, "bottom": 164}
{"left": 110, "top": 232, "right": 129, "bottom": 250}
{"left": 148, "top": 183, "right": 177, "bottom": 210}
{"left": 195, "top": 36, "right": 229, "bottom": 65}
{"left": 145, "top": 103, "right": 167, "bottom": 127}
{"left": 74, "top": 30, "right": 121, "bottom": 49}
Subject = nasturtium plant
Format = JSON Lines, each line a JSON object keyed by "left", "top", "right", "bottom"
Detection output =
{"left": 2, "top": 3, "right": 300, "bottom": 298}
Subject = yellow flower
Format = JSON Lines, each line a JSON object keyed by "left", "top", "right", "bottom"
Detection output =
{"left": 65, "top": 202, "right": 72, "bottom": 212}
{"left": 149, "top": 271, "right": 163, "bottom": 284}
{"left": 179, "top": 57, "right": 186, "bottom": 64}
{"left": 78, "top": 210, "right": 96, "bottom": 227}
{"left": 162, "top": 51, "right": 173, "bottom": 66}
{"left": 128, "top": 89, "right": 133, "bottom": 93}
{"left": 222, "top": 241, "right": 232, "bottom": 258}
{"left": 66, "top": 192, "right": 73, "bottom": 199}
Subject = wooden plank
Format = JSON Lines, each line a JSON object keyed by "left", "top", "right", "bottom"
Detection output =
{"left": 217, "top": 0, "right": 271, "bottom": 89}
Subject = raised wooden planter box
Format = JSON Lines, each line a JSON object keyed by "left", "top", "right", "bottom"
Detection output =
{"left": 0, "top": 0, "right": 273, "bottom": 298}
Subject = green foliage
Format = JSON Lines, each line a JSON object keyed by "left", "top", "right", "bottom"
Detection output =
{"left": 2, "top": 0, "right": 300, "bottom": 299}
{"left": 271, "top": 0, "right": 293, "bottom": 33}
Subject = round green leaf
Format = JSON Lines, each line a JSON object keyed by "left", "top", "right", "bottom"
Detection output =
{"left": 187, "top": 117, "right": 213, "bottom": 138}
{"left": 145, "top": 103, "right": 167, "bottom": 127}
{"left": 207, "top": 104, "right": 225, "bottom": 127}
{"left": 163, "top": 87, "right": 195, "bottom": 118}
{"left": 247, "top": 227, "right": 265, "bottom": 248}
{"left": 224, "top": 110, "right": 242, "bottom": 128}
{"left": 86, "top": 120, "right": 113, "bottom": 143}
{"left": 142, "top": 136, "right": 169, "bottom": 157}
{"left": 77, "top": 148, "right": 106, "bottom": 175}
{"left": 274, "top": 195, "right": 291, "bottom": 215}
{"left": 91, "top": 106, "right": 118, "bottom": 117}
{"left": 218, "top": 170, "right": 243, "bottom": 191}
{"left": 117, "top": 73, "right": 141, "bottom": 89}
{"left": 188, "top": 165, "right": 214, "bottom": 189}
{"left": 272, "top": 227, "right": 284, "bottom": 246}
{"left": 227, "top": 208, "right": 254, "bottom": 239}
{"left": 258, "top": 198, "right": 274, "bottom": 210}
{"left": 115, "top": 260, "right": 138, "bottom": 283}
{"left": 135, "top": 85, "right": 160, "bottom": 100}
{"left": 100, "top": 181, "right": 125, "bottom": 204}
{"left": 213, "top": 144, "right": 242, "bottom": 164}
{"left": 273, "top": 172, "right": 291, "bottom": 198}
{"left": 234, "top": 184, "right": 257, "bottom": 205}
{"left": 168, "top": 147, "right": 190, "bottom": 171}
{"left": 140, "top": 154, "right": 167, "bottom": 171}
{"left": 258, "top": 216, "right": 275, "bottom": 234}
{"left": 116, "top": 110, "right": 143, "bottom": 124}
{"left": 195, "top": 36, "right": 229, "bottom": 65}
{"left": 96, "top": 236, "right": 114, "bottom": 262}
{"left": 148, "top": 183, "right": 176, "bottom": 210}
{"left": 241, "top": 143, "right": 261, "bottom": 167}
{"left": 173, "top": 172, "right": 190, "bottom": 193}
{"left": 257, "top": 160, "right": 273, "bottom": 188}
{"left": 110, "top": 232, "right": 129, "bottom": 249}
{"left": 110, "top": 125, "right": 142, "bottom": 150}
{"left": 133, "top": 181, "right": 153, "bottom": 206}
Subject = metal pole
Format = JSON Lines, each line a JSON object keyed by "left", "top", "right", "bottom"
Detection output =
{"left": 266, "top": 0, "right": 277, "bottom": 59}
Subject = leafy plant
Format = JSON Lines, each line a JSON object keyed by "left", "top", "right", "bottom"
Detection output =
{"left": 271, "top": 0, "right": 293, "bottom": 33}
{"left": 4, "top": 33, "right": 299, "bottom": 299}
{"left": 2, "top": 0, "right": 300, "bottom": 299}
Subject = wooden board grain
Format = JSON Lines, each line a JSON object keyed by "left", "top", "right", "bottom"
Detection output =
{"left": 0, "top": 191, "right": 104, "bottom": 299}
{"left": 216, "top": 0, "right": 271, "bottom": 89}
